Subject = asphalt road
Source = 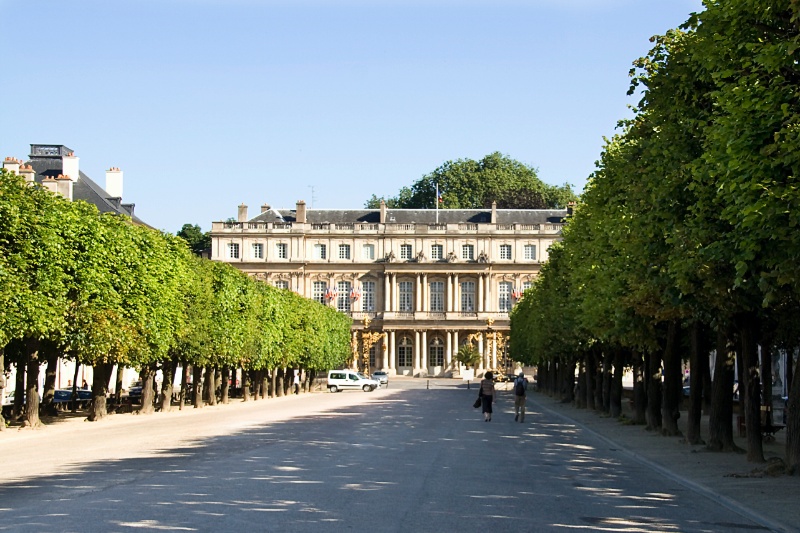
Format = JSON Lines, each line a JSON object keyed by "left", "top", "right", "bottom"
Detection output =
{"left": 0, "top": 378, "right": 773, "bottom": 532}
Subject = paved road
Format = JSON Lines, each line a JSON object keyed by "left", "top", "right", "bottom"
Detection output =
{"left": 0, "top": 379, "right": 774, "bottom": 532}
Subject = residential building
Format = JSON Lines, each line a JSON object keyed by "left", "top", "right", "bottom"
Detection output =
{"left": 211, "top": 199, "right": 567, "bottom": 377}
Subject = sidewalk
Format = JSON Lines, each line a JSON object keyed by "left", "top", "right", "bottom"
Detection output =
{"left": 530, "top": 390, "right": 798, "bottom": 533}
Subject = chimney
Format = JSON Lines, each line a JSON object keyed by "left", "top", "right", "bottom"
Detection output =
{"left": 491, "top": 201, "right": 497, "bottom": 224}
{"left": 379, "top": 200, "right": 387, "bottom": 224}
{"left": 106, "top": 167, "right": 123, "bottom": 198}
{"left": 42, "top": 176, "right": 58, "bottom": 194}
{"left": 62, "top": 151, "right": 79, "bottom": 181}
{"left": 3, "top": 157, "right": 21, "bottom": 175}
{"left": 567, "top": 201, "right": 576, "bottom": 217}
{"left": 19, "top": 164, "right": 36, "bottom": 185}
{"left": 261, "top": 203, "right": 271, "bottom": 214}
{"left": 56, "top": 174, "right": 74, "bottom": 200}
{"left": 238, "top": 203, "right": 248, "bottom": 222}
{"left": 296, "top": 200, "right": 307, "bottom": 224}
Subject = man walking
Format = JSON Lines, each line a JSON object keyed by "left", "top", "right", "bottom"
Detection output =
{"left": 513, "top": 372, "right": 528, "bottom": 422}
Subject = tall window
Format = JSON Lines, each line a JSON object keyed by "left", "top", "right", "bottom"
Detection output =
{"left": 460, "top": 281, "right": 475, "bottom": 312}
{"left": 524, "top": 244, "right": 537, "bottom": 260}
{"left": 313, "top": 243, "right": 327, "bottom": 259}
{"left": 429, "top": 337, "right": 444, "bottom": 367}
{"left": 337, "top": 281, "right": 351, "bottom": 312}
{"left": 369, "top": 345, "right": 376, "bottom": 368}
{"left": 276, "top": 243, "right": 288, "bottom": 259}
{"left": 362, "top": 280, "right": 375, "bottom": 312}
{"left": 339, "top": 244, "right": 351, "bottom": 260}
{"left": 461, "top": 244, "right": 474, "bottom": 260}
{"left": 522, "top": 281, "right": 533, "bottom": 292}
{"left": 312, "top": 281, "right": 327, "bottom": 304}
{"left": 252, "top": 243, "right": 264, "bottom": 259}
{"left": 362, "top": 244, "right": 375, "bottom": 260}
{"left": 499, "top": 244, "right": 512, "bottom": 260}
{"left": 499, "top": 281, "right": 512, "bottom": 312}
{"left": 400, "top": 244, "right": 413, "bottom": 260}
{"left": 399, "top": 281, "right": 413, "bottom": 312}
{"left": 275, "top": 280, "right": 289, "bottom": 290}
{"left": 227, "top": 243, "right": 240, "bottom": 259}
{"left": 431, "top": 244, "right": 443, "bottom": 260}
{"left": 429, "top": 281, "right": 444, "bottom": 312}
{"left": 398, "top": 336, "right": 413, "bottom": 367}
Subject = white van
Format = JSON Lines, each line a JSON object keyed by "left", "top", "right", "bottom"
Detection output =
{"left": 327, "top": 370, "right": 379, "bottom": 393}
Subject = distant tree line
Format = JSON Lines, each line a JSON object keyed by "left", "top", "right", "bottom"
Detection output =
{"left": 0, "top": 169, "right": 351, "bottom": 429}
{"left": 365, "top": 152, "right": 576, "bottom": 210}
{"left": 511, "top": 1, "right": 800, "bottom": 475}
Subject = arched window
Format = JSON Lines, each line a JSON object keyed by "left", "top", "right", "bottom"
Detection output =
{"left": 429, "top": 337, "right": 444, "bottom": 367}
{"left": 398, "top": 336, "right": 413, "bottom": 367}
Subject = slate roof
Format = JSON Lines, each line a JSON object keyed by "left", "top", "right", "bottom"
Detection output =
{"left": 249, "top": 207, "right": 566, "bottom": 225}
{"left": 24, "top": 144, "right": 149, "bottom": 226}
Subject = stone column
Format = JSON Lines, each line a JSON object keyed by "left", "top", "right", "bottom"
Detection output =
{"left": 421, "top": 330, "right": 428, "bottom": 375}
{"left": 392, "top": 273, "right": 399, "bottom": 313}
{"left": 414, "top": 330, "right": 421, "bottom": 374}
{"left": 453, "top": 273, "right": 460, "bottom": 312}
{"left": 389, "top": 331, "right": 396, "bottom": 371}
{"left": 478, "top": 334, "right": 485, "bottom": 371}
{"left": 478, "top": 273, "right": 485, "bottom": 313}
{"left": 422, "top": 274, "right": 428, "bottom": 312}
{"left": 416, "top": 274, "right": 422, "bottom": 312}
{"left": 382, "top": 336, "right": 389, "bottom": 370}
{"left": 447, "top": 274, "right": 454, "bottom": 313}
{"left": 446, "top": 331, "right": 452, "bottom": 370}
{"left": 384, "top": 273, "right": 391, "bottom": 312}
{"left": 453, "top": 331, "right": 460, "bottom": 373}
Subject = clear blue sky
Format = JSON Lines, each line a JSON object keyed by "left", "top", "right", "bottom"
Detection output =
{"left": 1, "top": 0, "right": 703, "bottom": 234}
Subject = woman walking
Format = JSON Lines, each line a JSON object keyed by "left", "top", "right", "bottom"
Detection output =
{"left": 479, "top": 371, "right": 496, "bottom": 422}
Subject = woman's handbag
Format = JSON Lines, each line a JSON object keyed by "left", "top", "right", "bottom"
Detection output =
{"left": 473, "top": 386, "right": 483, "bottom": 408}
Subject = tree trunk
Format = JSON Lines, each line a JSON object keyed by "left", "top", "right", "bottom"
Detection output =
{"left": 276, "top": 367, "right": 285, "bottom": 398}
{"left": 192, "top": 365, "right": 204, "bottom": 408}
{"left": 687, "top": 322, "right": 704, "bottom": 445}
{"left": 113, "top": 364, "right": 123, "bottom": 405}
{"left": 707, "top": 328, "right": 738, "bottom": 452}
{"left": 259, "top": 368, "right": 272, "bottom": 400}
{"left": 71, "top": 363, "right": 81, "bottom": 413}
{"left": 160, "top": 358, "right": 176, "bottom": 413}
{"left": 242, "top": 367, "right": 252, "bottom": 402}
{"left": 0, "top": 347, "right": 5, "bottom": 430}
{"left": 646, "top": 348, "right": 663, "bottom": 432}
{"left": 204, "top": 366, "right": 216, "bottom": 406}
{"left": 13, "top": 364, "right": 25, "bottom": 419}
{"left": 24, "top": 337, "right": 42, "bottom": 428}
{"left": 762, "top": 338, "right": 773, "bottom": 428}
{"left": 609, "top": 349, "right": 623, "bottom": 418}
{"left": 138, "top": 365, "right": 157, "bottom": 415}
{"left": 585, "top": 350, "right": 596, "bottom": 411}
{"left": 562, "top": 360, "right": 576, "bottom": 404}
{"left": 601, "top": 353, "right": 611, "bottom": 414}
{"left": 87, "top": 362, "right": 113, "bottom": 422}
{"left": 575, "top": 360, "right": 586, "bottom": 409}
{"left": 661, "top": 321, "right": 682, "bottom": 437}
{"left": 739, "top": 316, "right": 765, "bottom": 463}
{"left": 632, "top": 350, "right": 647, "bottom": 425}
{"left": 40, "top": 343, "right": 59, "bottom": 417}
{"left": 220, "top": 366, "right": 230, "bottom": 404}
{"left": 786, "top": 347, "right": 800, "bottom": 475}
{"left": 179, "top": 362, "right": 189, "bottom": 410}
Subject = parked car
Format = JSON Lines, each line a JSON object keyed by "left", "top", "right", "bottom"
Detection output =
{"left": 372, "top": 371, "right": 389, "bottom": 386}
{"left": 327, "top": 370, "right": 379, "bottom": 392}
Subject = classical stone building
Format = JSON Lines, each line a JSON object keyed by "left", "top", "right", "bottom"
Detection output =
{"left": 211, "top": 200, "right": 567, "bottom": 377}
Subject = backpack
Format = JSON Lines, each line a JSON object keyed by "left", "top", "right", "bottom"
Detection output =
{"left": 515, "top": 378, "right": 525, "bottom": 396}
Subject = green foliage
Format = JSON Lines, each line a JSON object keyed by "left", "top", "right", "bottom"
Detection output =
{"left": 176, "top": 224, "right": 211, "bottom": 256}
{"left": 0, "top": 170, "right": 351, "bottom": 385}
{"left": 455, "top": 344, "right": 481, "bottom": 368}
{"left": 367, "top": 153, "right": 576, "bottom": 209}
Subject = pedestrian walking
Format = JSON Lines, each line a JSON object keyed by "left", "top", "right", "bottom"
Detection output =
{"left": 479, "top": 371, "right": 496, "bottom": 422}
{"left": 293, "top": 371, "right": 300, "bottom": 395}
{"left": 513, "top": 372, "right": 528, "bottom": 422}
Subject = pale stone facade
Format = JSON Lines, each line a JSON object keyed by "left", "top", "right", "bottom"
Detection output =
{"left": 210, "top": 200, "right": 567, "bottom": 377}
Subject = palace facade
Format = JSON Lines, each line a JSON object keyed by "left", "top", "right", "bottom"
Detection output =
{"left": 210, "top": 200, "right": 567, "bottom": 377}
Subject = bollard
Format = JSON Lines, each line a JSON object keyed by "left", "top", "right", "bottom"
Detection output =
{"left": 427, "top": 379, "right": 429, "bottom": 389}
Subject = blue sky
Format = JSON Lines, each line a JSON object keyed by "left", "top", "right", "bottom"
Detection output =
{"left": 1, "top": 0, "right": 703, "bottom": 234}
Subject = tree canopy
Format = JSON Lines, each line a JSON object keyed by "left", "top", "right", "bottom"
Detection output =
{"left": 365, "top": 152, "right": 576, "bottom": 209}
